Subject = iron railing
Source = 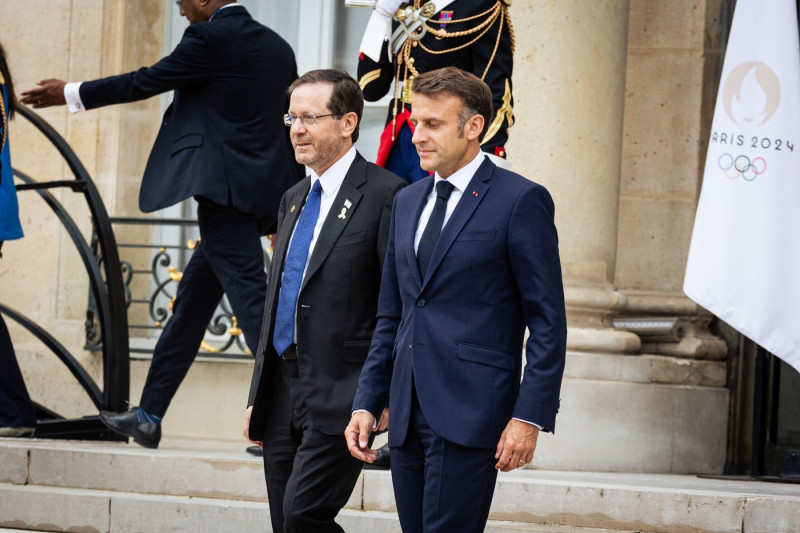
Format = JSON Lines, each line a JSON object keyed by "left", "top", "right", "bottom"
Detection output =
{"left": 3, "top": 105, "right": 128, "bottom": 440}
{"left": 86, "top": 217, "right": 270, "bottom": 359}
{"left": 3, "top": 106, "right": 272, "bottom": 439}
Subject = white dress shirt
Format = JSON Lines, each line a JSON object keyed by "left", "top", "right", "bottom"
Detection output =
{"left": 284, "top": 147, "right": 357, "bottom": 341}
{"left": 413, "top": 151, "right": 485, "bottom": 252}
{"left": 64, "top": 83, "right": 84, "bottom": 114}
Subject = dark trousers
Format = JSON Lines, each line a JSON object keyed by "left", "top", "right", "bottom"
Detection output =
{"left": 0, "top": 314, "right": 36, "bottom": 428}
{"left": 390, "top": 388, "right": 499, "bottom": 533}
{"left": 140, "top": 201, "right": 267, "bottom": 417}
{"left": 261, "top": 359, "right": 366, "bottom": 533}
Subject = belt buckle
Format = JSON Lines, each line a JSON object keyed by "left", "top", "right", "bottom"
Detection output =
{"left": 282, "top": 345, "right": 298, "bottom": 360}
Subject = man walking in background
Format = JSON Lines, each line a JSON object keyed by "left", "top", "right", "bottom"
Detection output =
{"left": 22, "top": 0, "right": 302, "bottom": 448}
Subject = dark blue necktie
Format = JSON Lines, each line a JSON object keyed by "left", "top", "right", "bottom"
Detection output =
{"left": 273, "top": 180, "right": 323, "bottom": 356}
{"left": 417, "top": 180, "right": 454, "bottom": 279}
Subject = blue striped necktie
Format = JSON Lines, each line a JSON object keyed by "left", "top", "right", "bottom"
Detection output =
{"left": 273, "top": 180, "right": 323, "bottom": 356}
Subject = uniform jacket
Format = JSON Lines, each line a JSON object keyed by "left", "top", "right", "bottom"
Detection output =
{"left": 357, "top": 0, "right": 515, "bottom": 156}
{"left": 248, "top": 153, "right": 406, "bottom": 437}
{"left": 353, "top": 158, "right": 567, "bottom": 449}
{"left": 79, "top": 6, "right": 302, "bottom": 225}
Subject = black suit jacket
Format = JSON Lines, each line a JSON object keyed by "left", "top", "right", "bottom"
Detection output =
{"left": 79, "top": 6, "right": 302, "bottom": 226}
{"left": 248, "top": 152, "right": 405, "bottom": 436}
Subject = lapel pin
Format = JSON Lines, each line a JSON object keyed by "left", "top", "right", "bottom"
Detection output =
{"left": 338, "top": 199, "right": 353, "bottom": 219}
{"left": 290, "top": 205, "right": 296, "bottom": 213}
{"left": 472, "top": 191, "right": 478, "bottom": 197}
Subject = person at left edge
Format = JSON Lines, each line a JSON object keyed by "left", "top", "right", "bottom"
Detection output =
{"left": 242, "top": 69, "right": 405, "bottom": 533}
{"left": 21, "top": 0, "right": 303, "bottom": 449}
{"left": 0, "top": 41, "right": 37, "bottom": 439}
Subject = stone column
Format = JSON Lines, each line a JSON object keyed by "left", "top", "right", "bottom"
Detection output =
{"left": 506, "top": 1, "right": 730, "bottom": 474}
{"left": 614, "top": 0, "right": 727, "bottom": 361}
{"left": 509, "top": 0, "right": 639, "bottom": 354}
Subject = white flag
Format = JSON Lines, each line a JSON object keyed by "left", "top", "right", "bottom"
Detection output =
{"left": 684, "top": 0, "right": 800, "bottom": 373}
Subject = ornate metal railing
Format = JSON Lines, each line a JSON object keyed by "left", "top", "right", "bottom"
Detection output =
{"left": 3, "top": 106, "right": 272, "bottom": 440}
{"left": 2, "top": 105, "right": 129, "bottom": 440}
{"left": 86, "top": 217, "right": 271, "bottom": 360}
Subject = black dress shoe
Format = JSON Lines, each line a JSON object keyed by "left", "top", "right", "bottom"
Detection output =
{"left": 99, "top": 408, "right": 161, "bottom": 449}
{"left": 363, "top": 443, "right": 390, "bottom": 470}
{"left": 246, "top": 445, "right": 263, "bottom": 457}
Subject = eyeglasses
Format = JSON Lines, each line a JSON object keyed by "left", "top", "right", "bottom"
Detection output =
{"left": 174, "top": 0, "right": 183, "bottom": 7}
{"left": 283, "top": 113, "right": 339, "bottom": 127}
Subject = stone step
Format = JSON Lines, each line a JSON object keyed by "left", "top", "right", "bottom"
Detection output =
{"left": 1, "top": 439, "right": 798, "bottom": 532}
{"left": 0, "top": 484, "right": 629, "bottom": 533}
{"left": 21, "top": 351, "right": 730, "bottom": 473}
{"left": 125, "top": 354, "right": 729, "bottom": 474}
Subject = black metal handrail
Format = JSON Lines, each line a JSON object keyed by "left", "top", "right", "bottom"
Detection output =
{"left": 91, "top": 216, "right": 267, "bottom": 359}
{"left": 0, "top": 303, "right": 103, "bottom": 410}
{"left": 0, "top": 105, "right": 129, "bottom": 439}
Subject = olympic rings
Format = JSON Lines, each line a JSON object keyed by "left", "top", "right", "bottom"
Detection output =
{"left": 718, "top": 153, "right": 766, "bottom": 181}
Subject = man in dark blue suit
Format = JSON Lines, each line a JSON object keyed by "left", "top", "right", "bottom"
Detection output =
{"left": 346, "top": 67, "right": 567, "bottom": 532}
{"left": 21, "top": 0, "right": 302, "bottom": 448}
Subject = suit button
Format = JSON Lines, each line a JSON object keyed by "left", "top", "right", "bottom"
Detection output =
{"left": 416, "top": 299, "right": 426, "bottom": 307}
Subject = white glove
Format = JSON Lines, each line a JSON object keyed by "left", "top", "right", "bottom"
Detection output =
{"left": 362, "top": 1, "right": 406, "bottom": 61}
{"left": 375, "top": 0, "right": 406, "bottom": 18}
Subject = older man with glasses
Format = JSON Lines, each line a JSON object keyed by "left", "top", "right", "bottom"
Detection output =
{"left": 243, "top": 69, "right": 405, "bottom": 533}
{"left": 22, "top": 0, "right": 302, "bottom": 449}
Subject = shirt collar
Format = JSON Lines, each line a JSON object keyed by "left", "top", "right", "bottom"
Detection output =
{"left": 210, "top": 2, "right": 241, "bottom": 20}
{"left": 309, "top": 146, "right": 357, "bottom": 197}
{"left": 434, "top": 151, "right": 486, "bottom": 193}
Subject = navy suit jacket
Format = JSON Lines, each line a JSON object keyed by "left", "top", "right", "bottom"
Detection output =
{"left": 79, "top": 6, "right": 302, "bottom": 225}
{"left": 353, "top": 158, "right": 567, "bottom": 449}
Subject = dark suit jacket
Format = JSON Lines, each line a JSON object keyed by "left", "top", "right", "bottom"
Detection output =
{"left": 353, "top": 158, "right": 567, "bottom": 449}
{"left": 248, "top": 152, "right": 406, "bottom": 437}
{"left": 79, "top": 6, "right": 302, "bottom": 225}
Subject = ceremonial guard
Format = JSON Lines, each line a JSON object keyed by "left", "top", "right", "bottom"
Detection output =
{"left": 357, "top": 0, "right": 515, "bottom": 182}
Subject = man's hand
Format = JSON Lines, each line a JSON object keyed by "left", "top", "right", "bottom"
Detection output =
{"left": 20, "top": 79, "right": 67, "bottom": 108}
{"left": 494, "top": 419, "right": 539, "bottom": 472}
{"left": 345, "top": 411, "right": 377, "bottom": 462}
{"left": 241, "top": 406, "right": 263, "bottom": 448}
{"left": 376, "top": 407, "right": 389, "bottom": 431}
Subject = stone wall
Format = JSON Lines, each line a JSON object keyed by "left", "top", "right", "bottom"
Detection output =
{"left": 0, "top": 0, "right": 166, "bottom": 417}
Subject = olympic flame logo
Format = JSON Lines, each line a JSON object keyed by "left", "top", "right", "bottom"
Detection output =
{"left": 723, "top": 62, "right": 781, "bottom": 127}
{"left": 718, "top": 153, "right": 766, "bottom": 181}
